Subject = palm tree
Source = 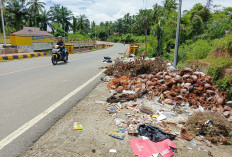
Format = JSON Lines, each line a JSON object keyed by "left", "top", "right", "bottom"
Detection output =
{"left": 152, "top": 4, "right": 164, "bottom": 55}
{"left": 27, "top": 0, "right": 45, "bottom": 26}
{"left": 49, "top": 4, "right": 61, "bottom": 23}
{"left": 114, "top": 19, "right": 124, "bottom": 35}
{"left": 39, "top": 10, "right": 49, "bottom": 31}
{"left": 49, "top": 4, "right": 73, "bottom": 32}
{"left": 163, "top": 0, "right": 177, "bottom": 14}
{"left": 72, "top": 16, "right": 77, "bottom": 34}
{"left": 76, "top": 14, "right": 90, "bottom": 33}
{"left": 135, "top": 9, "right": 152, "bottom": 49}
{"left": 5, "top": 0, "right": 27, "bottom": 30}
{"left": 60, "top": 6, "right": 72, "bottom": 32}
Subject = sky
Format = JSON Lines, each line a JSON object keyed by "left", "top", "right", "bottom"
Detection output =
{"left": 42, "top": 0, "right": 232, "bottom": 24}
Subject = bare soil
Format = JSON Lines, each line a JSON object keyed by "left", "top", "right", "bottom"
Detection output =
{"left": 211, "top": 50, "right": 232, "bottom": 58}
{"left": 22, "top": 82, "right": 232, "bottom": 157}
{"left": 185, "top": 60, "right": 211, "bottom": 73}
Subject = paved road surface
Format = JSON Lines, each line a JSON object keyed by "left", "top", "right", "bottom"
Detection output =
{"left": 0, "top": 43, "right": 128, "bottom": 157}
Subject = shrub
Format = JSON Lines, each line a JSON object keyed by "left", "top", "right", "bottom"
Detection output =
{"left": 211, "top": 34, "right": 232, "bottom": 53}
{"left": 207, "top": 57, "right": 232, "bottom": 82}
{"left": 216, "top": 77, "right": 232, "bottom": 100}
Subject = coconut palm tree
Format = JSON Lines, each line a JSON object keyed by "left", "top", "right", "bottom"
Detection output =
{"left": 135, "top": 9, "right": 153, "bottom": 48}
{"left": 5, "top": 0, "right": 27, "bottom": 30}
{"left": 39, "top": 10, "right": 50, "bottom": 31}
{"left": 72, "top": 16, "right": 77, "bottom": 34}
{"left": 60, "top": 6, "right": 73, "bottom": 32}
{"left": 27, "top": 0, "right": 45, "bottom": 26}
{"left": 49, "top": 4, "right": 73, "bottom": 32}
{"left": 76, "top": 14, "right": 90, "bottom": 33}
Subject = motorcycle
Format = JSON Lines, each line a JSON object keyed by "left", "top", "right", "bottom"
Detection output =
{"left": 51, "top": 45, "right": 68, "bottom": 65}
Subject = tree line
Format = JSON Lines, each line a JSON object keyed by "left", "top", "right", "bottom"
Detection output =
{"left": 0, "top": 0, "right": 90, "bottom": 38}
{"left": 0, "top": 0, "right": 232, "bottom": 47}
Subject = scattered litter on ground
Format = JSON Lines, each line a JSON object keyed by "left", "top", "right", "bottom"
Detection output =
{"left": 26, "top": 54, "right": 232, "bottom": 156}
{"left": 190, "top": 139, "right": 197, "bottom": 146}
{"left": 109, "top": 131, "right": 125, "bottom": 140}
{"left": 138, "top": 124, "right": 176, "bottom": 142}
{"left": 109, "top": 149, "right": 117, "bottom": 153}
{"left": 103, "top": 56, "right": 112, "bottom": 63}
{"left": 95, "top": 101, "right": 106, "bottom": 104}
{"left": 73, "top": 122, "right": 83, "bottom": 130}
{"left": 180, "top": 128, "right": 194, "bottom": 141}
{"left": 103, "top": 57, "right": 232, "bottom": 156}
{"left": 185, "top": 112, "right": 232, "bottom": 145}
{"left": 184, "top": 146, "right": 193, "bottom": 150}
{"left": 130, "top": 138, "right": 177, "bottom": 157}
{"left": 106, "top": 108, "right": 118, "bottom": 114}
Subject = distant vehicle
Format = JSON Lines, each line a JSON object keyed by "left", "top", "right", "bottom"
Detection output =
{"left": 51, "top": 45, "right": 68, "bottom": 65}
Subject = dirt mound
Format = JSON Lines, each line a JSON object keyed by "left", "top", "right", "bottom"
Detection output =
{"left": 221, "top": 66, "right": 232, "bottom": 78}
{"left": 185, "top": 60, "right": 211, "bottom": 74}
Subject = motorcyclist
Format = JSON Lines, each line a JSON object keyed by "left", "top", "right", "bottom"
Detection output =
{"left": 57, "top": 36, "right": 66, "bottom": 56}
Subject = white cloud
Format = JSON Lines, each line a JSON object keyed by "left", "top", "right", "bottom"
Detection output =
{"left": 42, "top": 0, "right": 232, "bottom": 24}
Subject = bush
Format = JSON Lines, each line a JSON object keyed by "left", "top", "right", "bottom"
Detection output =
{"left": 164, "top": 39, "right": 212, "bottom": 63}
{"left": 216, "top": 77, "right": 232, "bottom": 101}
{"left": 68, "top": 31, "right": 90, "bottom": 40}
{"left": 211, "top": 34, "right": 232, "bottom": 52}
{"left": 184, "top": 39, "right": 212, "bottom": 60}
{"left": 207, "top": 57, "right": 232, "bottom": 82}
{"left": 204, "top": 17, "right": 232, "bottom": 39}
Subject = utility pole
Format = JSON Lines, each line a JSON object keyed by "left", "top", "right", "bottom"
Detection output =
{"left": 0, "top": 0, "right": 6, "bottom": 46}
{"left": 174, "top": 0, "right": 182, "bottom": 67}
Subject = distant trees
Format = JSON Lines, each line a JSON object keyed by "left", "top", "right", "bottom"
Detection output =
{"left": 27, "top": 0, "right": 45, "bottom": 26}
{"left": 1, "top": 0, "right": 91, "bottom": 37}
{"left": 1, "top": 0, "right": 231, "bottom": 45}
{"left": 5, "top": 0, "right": 27, "bottom": 30}
{"left": 76, "top": 14, "right": 90, "bottom": 33}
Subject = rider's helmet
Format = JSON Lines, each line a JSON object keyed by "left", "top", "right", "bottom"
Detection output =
{"left": 57, "top": 36, "right": 62, "bottom": 39}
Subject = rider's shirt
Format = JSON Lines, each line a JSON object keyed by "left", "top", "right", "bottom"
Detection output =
{"left": 57, "top": 41, "right": 65, "bottom": 50}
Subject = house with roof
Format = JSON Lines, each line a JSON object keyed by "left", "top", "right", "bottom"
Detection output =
{"left": 11, "top": 27, "right": 53, "bottom": 39}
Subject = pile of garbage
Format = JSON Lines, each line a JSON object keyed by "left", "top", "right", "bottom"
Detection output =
{"left": 103, "top": 57, "right": 232, "bottom": 156}
{"left": 184, "top": 112, "right": 232, "bottom": 145}
{"left": 104, "top": 57, "right": 166, "bottom": 77}
{"left": 107, "top": 68, "right": 228, "bottom": 112}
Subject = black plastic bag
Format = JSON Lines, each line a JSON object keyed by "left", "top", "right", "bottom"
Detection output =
{"left": 138, "top": 124, "right": 176, "bottom": 142}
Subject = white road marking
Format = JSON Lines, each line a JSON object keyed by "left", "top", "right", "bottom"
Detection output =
{"left": 0, "top": 70, "right": 105, "bottom": 150}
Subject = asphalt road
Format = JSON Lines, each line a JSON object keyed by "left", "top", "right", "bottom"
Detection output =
{"left": 0, "top": 43, "right": 128, "bottom": 157}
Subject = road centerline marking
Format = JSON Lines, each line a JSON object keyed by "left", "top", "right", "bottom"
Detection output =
{"left": 0, "top": 55, "right": 97, "bottom": 77}
{"left": 0, "top": 70, "right": 105, "bottom": 150}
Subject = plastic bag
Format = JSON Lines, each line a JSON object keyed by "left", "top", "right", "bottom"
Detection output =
{"left": 138, "top": 124, "right": 176, "bottom": 142}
